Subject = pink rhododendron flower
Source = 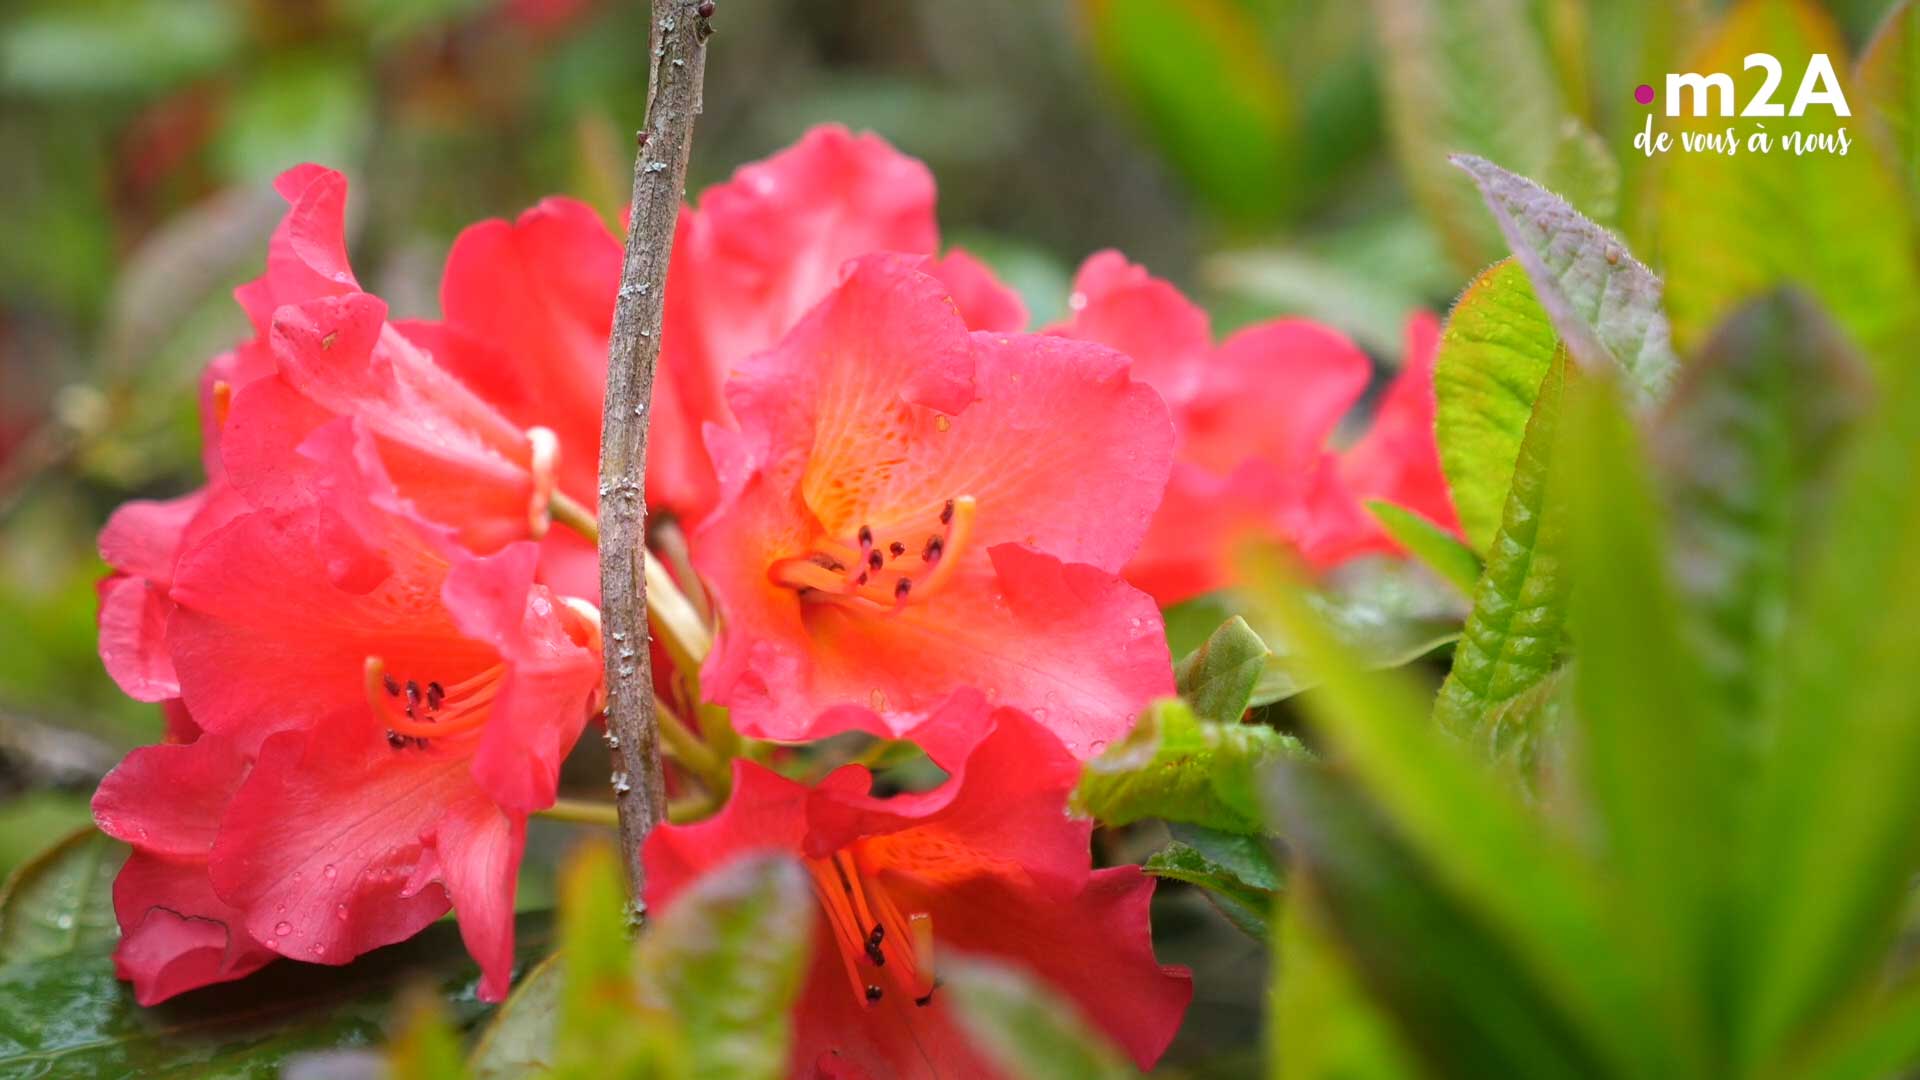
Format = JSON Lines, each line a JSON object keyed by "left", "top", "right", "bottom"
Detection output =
{"left": 644, "top": 694, "right": 1192, "bottom": 1078}
{"left": 694, "top": 253, "right": 1173, "bottom": 756}
{"left": 412, "top": 125, "right": 1024, "bottom": 594}
{"left": 93, "top": 424, "right": 601, "bottom": 1003}
{"left": 1051, "top": 251, "right": 1460, "bottom": 604}
{"left": 211, "top": 166, "right": 569, "bottom": 565}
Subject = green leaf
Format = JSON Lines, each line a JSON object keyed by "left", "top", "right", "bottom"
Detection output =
{"left": 1369, "top": 0, "right": 1569, "bottom": 271}
{"left": 468, "top": 955, "right": 562, "bottom": 1080}
{"left": 1365, "top": 500, "right": 1483, "bottom": 597}
{"left": 944, "top": 957, "right": 1133, "bottom": 1080}
{"left": 1250, "top": 559, "right": 1466, "bottom": 706}
{"left": 1433, "top": 259, "right": 1558, "bottom": 551}
{"left": 1433, "top": 357, "right": 1573, "bottom": 749}
{"left": 1739, "top": 282, "right": 1920, "bottom": 1065}
{"left": 1072, "top": 698, "right": 1308, "bottom": 834}
{"left": 0, "top": 828, "right": 122, "bottom": 966}
{"left": 1083, "top": 0, "right": 1300, "bottom": 226}
{"left": 0, "top": 914, "right": 551, "bottom": 1078}
{"left": 633, "top": 856, "right": 814, "bottom": 1080}
{"left": 1268, "top": 760, "right": 1616, "bottom": 1079}
{"left": 1560, "top": 366, "right": 1721, "bottom": 1036}
{"left": 1271, "top": 891, "right": 1419, "bottom": 1080}
{"left": 471, "top": 854, "right": 810, "bottom": 1080}
{"left": 387, "top": 994, "right": 471, "bottom": 1080}
{"left": 0, "top": 0, "right": 242, "bottom": 96}
{"left": 1143, "top": 824, "right": 1280, "bottom": 939}
{"left": 1244, "top": 552, "right": 1679, "bottom": 1075}
{"left": 1174, "top": 615, "right": 1273, "bottom": 724}
{"left": 1654, "top": 0, "right": 1920, "bottom": 362}
{"left": 1651, "top": 291, "right": 1871, "bottom": 727}
{"left": 1452, "top": 153, "right": 1679, "bottom": 405}
{"left": 1859, "top": 0, "right": 1920, "bottom": 212}
{"left": 1538, "top": 119, "right": 1622, "bottom": 225}
{"left": 548, "top": 845, "right": 655, "bottom": 1079}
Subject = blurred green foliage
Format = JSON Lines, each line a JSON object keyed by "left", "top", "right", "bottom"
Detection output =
{"left": 4, "top": 1, "right": 1920, "bottom": 1076}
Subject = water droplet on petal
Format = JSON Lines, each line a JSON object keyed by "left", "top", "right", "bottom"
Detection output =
{"left": 275, "top": 920, "right": 293, "bottom": 937}
{"left": 310, "top": 944, "right": 325, "bottom": 957}
{"left": 322, "top": 865, "right": 336, "bottom": 880}
{"left": 336, "top": 904, "right": 350, "bottom": 921}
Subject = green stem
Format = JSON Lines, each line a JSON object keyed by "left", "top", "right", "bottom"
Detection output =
{"left": 536, "top": 798, "right": 620, "bottom": 827}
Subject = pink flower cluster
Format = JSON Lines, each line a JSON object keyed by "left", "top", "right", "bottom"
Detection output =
{"left": 93, "top": 126, "right": 1455, "bottom": 1076}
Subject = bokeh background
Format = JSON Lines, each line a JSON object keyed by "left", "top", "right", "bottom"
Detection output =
{"left": 0, "top": 0, "right": 1903, "bottom": 1066}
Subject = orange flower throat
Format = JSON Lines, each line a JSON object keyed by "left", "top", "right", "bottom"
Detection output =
{"left": 770, "top": 495, "right": 977, "bottom": 613}
{"left": 806, "top": 847, "right": 937, "bottom": 1009}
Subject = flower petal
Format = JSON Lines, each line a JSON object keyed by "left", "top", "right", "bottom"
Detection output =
{"left": 207, "top": 722, "right": 465, "bottom": 965}
{"left": 112, "top": 852, "right": 276, "bottom": 1006}
{"left": 93, "top": 736, "right": 250, "bottom": 858}
{"left": 97, "top": 575, "right": 179, "bottom": 703}
{"left": 1341, "top": 312, "right": 1461, "bottom": 539}
{"left": 923, "top": 249, "right": 1028, "bottom": 333}
{"left": 424, "top": 792, "right": 525, "bottom": 1002}
{"left": 443, "top": 543, "right": 600, "bottom": 813}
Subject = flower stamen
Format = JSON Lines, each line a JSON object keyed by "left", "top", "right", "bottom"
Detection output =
{"left": 805, "top": 847, "right": 936, "bottom": 1009}
{"left": 773, "top": 495, "right": 977, "bottom": 614}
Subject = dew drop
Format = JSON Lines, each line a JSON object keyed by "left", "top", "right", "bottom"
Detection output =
{"left": 322, "top": 864, "right": 336, "bottom": 880}
{"left": 336, "top": 904, "right": 350, "bottom": 922}
{"left": 54, "top": 914, "right": 73, "bottom": 930}
{"left": 1089, "top": 739, "right": 1108, "bottom": 754}
{"left": 309, "top": 944, "right": 325, "bottom": 957}
{"left": 275, "top": 920, "right": 293, "bottom": 937}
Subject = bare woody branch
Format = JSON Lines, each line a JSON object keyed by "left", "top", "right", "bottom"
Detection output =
{"left": 598, "top": 0, "right": 713, "bottom": 902}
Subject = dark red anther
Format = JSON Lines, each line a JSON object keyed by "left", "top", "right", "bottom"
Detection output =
{"left": 856, "top": 572, "right": 869, "bottom": 586}
{"left": 867, "top": 550, "right": 884, "bottom": 572}
{"left": 386, "top": 730, "right": 406, "bottom": 749}
{"left": 888, "top": 541, "right": 906, "bottom": 558}
{"left": 939, "top": 499, "right": 954, "bottom": 525}
{"left": 405, "top": 681, "right": 422, "bottom": 709}
{"left": 922, "top": 536, "right": 943, "bottom": 562}
{"left": 865, "top": 985, "right": 884, "bottom": 1003}
{"left": 383, "top": 674, "right": 401, "bottom": 697}
{"left": 894, "top": 578, "right": 912, "bottom": 600}
{"left": 857, "top": 525, "right": 874, "bottom": 549}
{"left": 865, "top": 924, "right": 885, "bottom": 965}
{"left": 426, "top": 681, "right": 445, "bottom": 710}
{"left": 915, "top": 989, "right": 935, "bottom": 1007}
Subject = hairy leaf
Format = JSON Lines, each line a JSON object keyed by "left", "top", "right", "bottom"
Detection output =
{"left": 1433, "top": 259, "right": 1558, "bottom": 551}
{"left": 1452, "top": 153, "right": 1678, "bottom": 403}
{"left": 1434, "top": 357, "right": 1572, "bottom": 748}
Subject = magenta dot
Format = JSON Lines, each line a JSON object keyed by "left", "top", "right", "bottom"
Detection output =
{"left": 1634, "top": 84, "right": 1655, "bottom": 106}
